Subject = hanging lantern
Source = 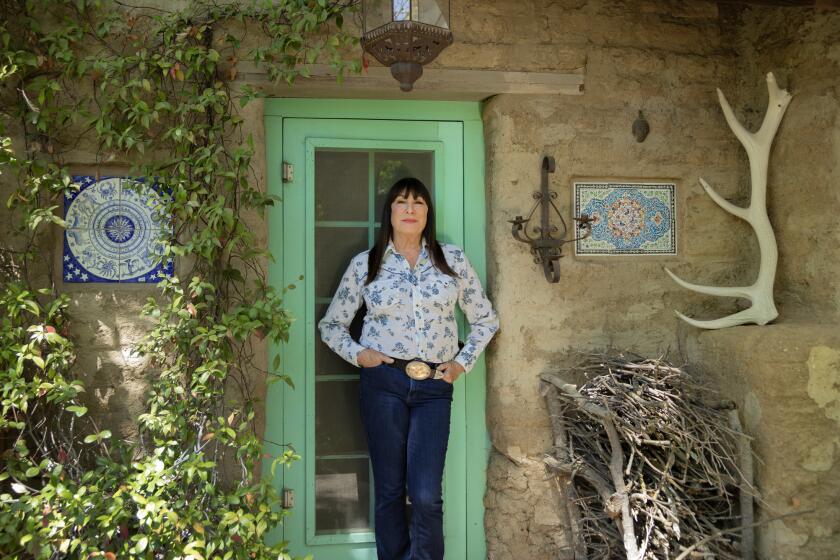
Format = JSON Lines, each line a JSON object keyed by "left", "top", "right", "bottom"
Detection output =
{"left": 361, "top": 0, "right": 453, "bottom": 92}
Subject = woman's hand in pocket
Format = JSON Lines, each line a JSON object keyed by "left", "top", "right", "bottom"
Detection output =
{"left": 434, "top": 360, "right": 465, "bottom": 384}
{"left": 357, "top": 348, "right": 395, "bottom": 368}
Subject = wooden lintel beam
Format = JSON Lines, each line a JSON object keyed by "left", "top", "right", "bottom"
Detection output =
{"left": 234, "top": 63, "right": 585, "bottom": 101}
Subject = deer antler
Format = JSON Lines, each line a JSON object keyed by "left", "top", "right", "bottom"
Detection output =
{"left": 665, "top": 72, "right": 792, "bottom": 329}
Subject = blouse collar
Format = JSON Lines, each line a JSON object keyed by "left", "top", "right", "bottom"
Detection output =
{"left": 385, "top": 237, "right": 428, "bottom": 258}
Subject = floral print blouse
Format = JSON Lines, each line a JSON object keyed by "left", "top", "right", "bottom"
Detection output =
{"left": 318, "top": 238, "right": 499, "bottom": 373}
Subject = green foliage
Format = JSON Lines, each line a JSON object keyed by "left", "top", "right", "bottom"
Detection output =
{"left": 0, "top": 0, "right": 357, "bottom": 557}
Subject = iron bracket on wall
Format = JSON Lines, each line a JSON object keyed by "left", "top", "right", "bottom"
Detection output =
{"left": 508, "top": 156, "right": 593, "bottom": 283}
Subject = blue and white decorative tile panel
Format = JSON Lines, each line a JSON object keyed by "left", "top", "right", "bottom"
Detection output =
{"left": 63, "top": 176, "right": 174, "bottom": 283}
{"left": 574, "top": 182, "right": 676, "bottom": 255}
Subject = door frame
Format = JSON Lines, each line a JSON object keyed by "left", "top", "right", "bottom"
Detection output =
{"left": 263, "top": 99, "right": 489, "bottom": 559}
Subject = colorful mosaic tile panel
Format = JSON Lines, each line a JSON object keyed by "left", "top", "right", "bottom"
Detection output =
{"left": 63, "top": 176, "right": 174, "bottom": 283}
{"left": 574, "top": 182, "right": 676, "bottom": 255}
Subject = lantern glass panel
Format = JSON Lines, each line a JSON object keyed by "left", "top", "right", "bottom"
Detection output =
{"left": 418, "top": 0, "right": 449, "bottom": 28}
{"left": 364, "top": 0, "right": 450, "bottom": 31}
{"left": 394, "top": 0, "right": 410, "bottom": 21}
{"left": 364, "top": 0, "right": 395, "bottom": 31}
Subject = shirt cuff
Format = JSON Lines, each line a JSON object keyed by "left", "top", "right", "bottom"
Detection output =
{"left": 453, "top": 353, "right": 474, "bottom": 374}
{"left": 347, "top": 341, "right": 367, "bottom": 368}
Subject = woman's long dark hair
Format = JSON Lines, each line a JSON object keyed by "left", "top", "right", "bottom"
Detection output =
{"left": 366, "top": 177, "right": 458, "bottom": 284}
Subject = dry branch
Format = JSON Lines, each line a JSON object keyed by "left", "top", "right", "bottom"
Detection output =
{"left": 545, "top": 388, "right": 588, "bottom": 559}
{"left": 541, "top": 352, "right": 757, "bottom": 560}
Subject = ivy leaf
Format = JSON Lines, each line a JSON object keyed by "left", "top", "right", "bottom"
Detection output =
{"left": 67, "top": 405, "right": 87, "bottom": 417}
{"left": 83, "top": 430, "right": 111, "bottom": 444}
{"left": 223, "top": 268, "right": 243, "bottom": 282}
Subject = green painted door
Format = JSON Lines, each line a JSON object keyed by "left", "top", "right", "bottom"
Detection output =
{"left": 264, "top": 100, "right": 489, "bottom": 560}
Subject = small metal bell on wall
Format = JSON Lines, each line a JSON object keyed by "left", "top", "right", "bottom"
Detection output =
{"left": 632, "top": 110, "right": 650, "bottom": 143}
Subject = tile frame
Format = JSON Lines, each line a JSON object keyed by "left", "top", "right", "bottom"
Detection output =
{"left": 61, "top": 174, "right": 174, "bottom": 285}
{"left": 573, "top": 179, "right": 678, "bottom": 257}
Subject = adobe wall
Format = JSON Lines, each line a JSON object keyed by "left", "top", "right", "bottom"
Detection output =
{"left": 470, "top": 2, "right": 748, "bottom": 557}
{"left": 735, "top": 5, "right": 840, "bottom": 323}
{"left": 469, "top": 3, "right": 840, "bottom": 558}
{"left": 682, "top": 6, "right": 840, "bottom": 559}
{"left": 688, "top": 326, "right": 840, "bottom": 559}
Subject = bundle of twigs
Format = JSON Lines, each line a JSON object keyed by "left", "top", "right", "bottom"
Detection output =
{"left": 540, "top": 351, "right": 755, "bottom": 560}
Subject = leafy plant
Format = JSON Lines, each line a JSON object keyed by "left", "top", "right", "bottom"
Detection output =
{"left": 0, "top": 1, "right": 358, "bottom": 557}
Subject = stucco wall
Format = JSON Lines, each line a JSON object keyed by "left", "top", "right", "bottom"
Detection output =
{"left": 443, "top": 2, "right": 840, "bottom": 558}
{"left": 735, "top": 5, "right": 840, "bottom": 322}
{"left": 473, "top": 2, "right": 750, "bottom": 557}
{"left": 471, "top": 3, "right": 840, "bottom": 558}
{"left": 688, "top": 326, "right": 840, "bottom": 559}
{"left": 680, "top": 6, "right": 840, "bottom": 559}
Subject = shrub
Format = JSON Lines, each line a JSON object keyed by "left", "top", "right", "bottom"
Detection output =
{"left": 0, "top": 1, "right": 358, "bottom": 557}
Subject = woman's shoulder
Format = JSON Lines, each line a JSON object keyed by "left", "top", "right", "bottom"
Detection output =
{"left": 338, "top": 250, "right": 370, "bottom": 281}
{"left": 349, "top": 249, "right": 372, "bottom": 268}
{"left": 354, "top": 247, "right": 372, "bottom": 259}
{"left": 439, "top": 242, "right": 466, "bottom": 261}
{"left": 438, "top": 242, "right": 470, "bottom": 276}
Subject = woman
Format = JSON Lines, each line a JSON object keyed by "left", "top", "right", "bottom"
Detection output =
{"left": 318, "top": 177, "right": 499, "bottom": 560}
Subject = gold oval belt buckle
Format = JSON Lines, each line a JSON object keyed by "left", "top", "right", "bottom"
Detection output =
{"left": 405, "top": 360, "right": 433, "bottom": 380}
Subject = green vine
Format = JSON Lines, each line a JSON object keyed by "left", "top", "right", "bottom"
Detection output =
{"left": 0, "top": 1, "right": 358, "bottom": 558}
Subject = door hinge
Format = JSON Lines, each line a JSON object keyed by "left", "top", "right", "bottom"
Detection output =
{"left": 282, "top": 162, "right": 294, "bottom": 183}
{"left": 282, "top": 488, "right": 295, "bottom": 509}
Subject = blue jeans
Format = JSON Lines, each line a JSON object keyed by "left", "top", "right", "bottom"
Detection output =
{"left": 359, "top": 363, "right": 454, "bottom": 560}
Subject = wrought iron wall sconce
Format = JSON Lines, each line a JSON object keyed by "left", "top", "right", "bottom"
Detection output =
{"left": 509, "top": 156, "right": 593, "bottom": 283}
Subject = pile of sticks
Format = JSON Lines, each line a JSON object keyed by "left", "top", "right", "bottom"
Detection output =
{"left": 541, "top": 352, "right": 755, "bottom": 560}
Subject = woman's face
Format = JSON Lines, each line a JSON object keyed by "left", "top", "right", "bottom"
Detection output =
{"left": 390, "top": 190, "right": 428, "bottom": 239}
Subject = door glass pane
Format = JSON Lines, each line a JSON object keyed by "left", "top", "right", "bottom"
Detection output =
{"left": 316, "top": 151, "right": 368, "bottom": 221}
{"left": 315, "top": 227, "right": 369, "bottom": 299}
{"left": 313, "top": 147, "right": 434, "bottom": 536}
{"left": 316, "top": 379, "right": 366, "bottom": 455}
{"left": 315, "top": 458, "right": 371, "bottom": 534}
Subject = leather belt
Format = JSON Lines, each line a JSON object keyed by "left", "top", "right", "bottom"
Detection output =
{"left": 388, "top": 357, "right": 444, "bottom": 380}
